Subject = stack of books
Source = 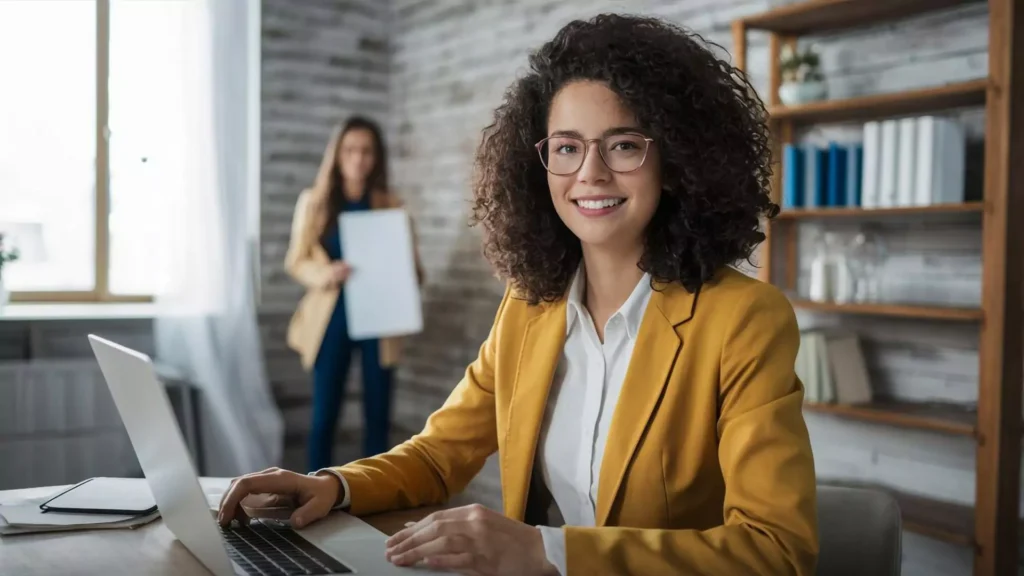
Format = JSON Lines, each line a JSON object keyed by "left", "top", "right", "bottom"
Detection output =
{"left": 796, "top": 330, "right": 874, "bottom": 405}
{"left": 783, "top": 116, "right": 966, "bottom": 210}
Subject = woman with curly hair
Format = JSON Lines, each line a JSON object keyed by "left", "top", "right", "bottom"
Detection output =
{"left": 221, "top": 13, "right": 818, "bottom": 576}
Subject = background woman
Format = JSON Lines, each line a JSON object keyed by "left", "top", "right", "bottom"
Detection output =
{"left": 224, "top": 15, "right": 817, "bottom": 576}
{"left": 283, "top": 116, "right": 422, "bottom": 471}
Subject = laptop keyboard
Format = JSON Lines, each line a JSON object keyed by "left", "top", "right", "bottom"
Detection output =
{"left": 221, "top": 518, "right": 353, "bottom": 575}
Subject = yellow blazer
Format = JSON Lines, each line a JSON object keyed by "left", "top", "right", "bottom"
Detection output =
{"left": 334, "top": 267, "right": 818, "bottom": 575}
{"left": 285, "top": 189, "right": 422, "bottom": 370}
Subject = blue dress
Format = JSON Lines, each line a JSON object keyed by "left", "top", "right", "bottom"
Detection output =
{"left": 308, "top": 193, "right": 393, "bottom": 471}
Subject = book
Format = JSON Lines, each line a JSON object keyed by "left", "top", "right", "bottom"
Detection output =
{"left": 827, "top": 142, "right": 848, "bottom": 207}
{"left": 915, "top": 116, "right": 966, "bottom": 205}
{"left": 798, "top": 331, "right": 836, "bottom": 403}
{"left": 878, "top": 119, "right": 900, "bottom": 207}
{"left": 861, "top": 122, "right": 880, "bottom": 208}
{"left": 845, "top": 143, "right": 863, "bottom": 207}
{"left": 825, "top": 332, "right": 873, "bottom": 405}
{"left": 783, "top": 144, "right": 805, "bottom": 209}
{"left": 896, "top": 117, "right": 917, "bottom": 207}
{"left": 795, "top": 332, "right": 815, "bottom": 401}
{"left": 803, "top": 144, "right": 828, "bottom": 208}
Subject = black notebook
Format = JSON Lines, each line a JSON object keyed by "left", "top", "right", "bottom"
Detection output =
{"left": 39, "top": 477, "right": 158, "bottom": 516}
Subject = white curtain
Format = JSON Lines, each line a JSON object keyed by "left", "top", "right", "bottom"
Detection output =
{"left": 153, "top": 0, "right": 283, "bottom": 477}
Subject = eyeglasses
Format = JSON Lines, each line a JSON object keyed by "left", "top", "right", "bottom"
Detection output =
{"left": 535, "top": 133, "right": 654, "bottom": 175}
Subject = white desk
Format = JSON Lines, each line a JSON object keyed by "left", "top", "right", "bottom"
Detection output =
{"left": 0, "top": 478, "right": 447, "bottom": 575}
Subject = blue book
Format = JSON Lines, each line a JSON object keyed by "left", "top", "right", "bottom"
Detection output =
{"left": 827, "top": 143, "right": 848, "bottom": 206}
{"left": 803, "top": 144, "right": 828, "bottom": 208}
{"left": 845, "top": 143, "right": 863, "bottom": 207}
{"left": 783, "top": 144, "right": 804, "bottom": 209}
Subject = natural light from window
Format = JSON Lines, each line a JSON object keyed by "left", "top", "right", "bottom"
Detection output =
{"left": 0, "top": 1, "right": 96, "bottom": 292}
{"left": 0, "top": 0, "right": 188, "bottom": 297}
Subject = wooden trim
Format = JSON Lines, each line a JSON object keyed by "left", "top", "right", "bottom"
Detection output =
{"left": 778, "top": 116, "right": 797, "bottom": 291}
{"left": 768, "top": 33, "right": 781, "bottom": 108}
{"left": 790, "top": 299, "right": 983, "bottom": 321}
{"left": 769, "top": 79, "right": 989, "bottom": 124}
{"left": 96, "top": 0, "right": 110, "bottom": 298}
{"left": 974, "top": 0, "right": 1023, "bottom": 574}
{"left": 740, "top": 0, "right": 985, "bottom": 35}
{"left": 731, "top": 21, "right": 746, "bottom": 72}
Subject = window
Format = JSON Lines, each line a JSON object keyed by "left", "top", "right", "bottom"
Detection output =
{"left": 0, "top": 1, "right": 97, "bottom": 295}
{"left": 0, "top": 0, "right": 189, "bottom": 302}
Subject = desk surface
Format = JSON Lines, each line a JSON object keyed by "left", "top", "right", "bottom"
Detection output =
{"left": 0, "top": 478, "right": 449, "bottom": 575}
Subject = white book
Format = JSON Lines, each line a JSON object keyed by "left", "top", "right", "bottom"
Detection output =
{"left": 878, "top": 119, "right": 900, "bottom": 207}
{"left": 815, "top": 333, "right": 835, "bottom": 403}
{"left": 796, "top": 333, "right": 814, "bottom": 402}
{"left": 914, "top": 116, "right": 937, "bottom": 206}
{"left": 915, "top": 116, "right": 966, "bottom": 205}
{"left": 936, "top": 119, "right": 966, "bottom": 204}
{"left": 861, "top": 121, "right": 881, "bottom": 208}
{"left": 896, "top": 117, "right": 917, "bottom": 207}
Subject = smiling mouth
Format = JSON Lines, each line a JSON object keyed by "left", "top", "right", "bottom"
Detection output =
{"left": 573, "top": 197, "right": 626, "bottom": 210}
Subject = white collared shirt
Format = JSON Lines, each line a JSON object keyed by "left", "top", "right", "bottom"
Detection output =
{"left": 536, "top": 266, "right": 653, "bottom": 575}
{"left": 327, "top": 267, "right": 653, "bottom": 574}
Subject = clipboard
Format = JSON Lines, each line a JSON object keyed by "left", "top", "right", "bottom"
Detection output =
{"left": 38, "top": 477, "right": 158, "bottom": 516}
{"left": 339, "top": 208, "right": 423, "bottom": 340}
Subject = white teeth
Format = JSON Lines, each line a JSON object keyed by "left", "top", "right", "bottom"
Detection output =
{"left": 576, "top": 198, "right": 624, "bottom": 210}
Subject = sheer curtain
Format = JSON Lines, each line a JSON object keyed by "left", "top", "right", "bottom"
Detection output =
{"left": 152, "top": 0, "right": 282, "bottom": 476}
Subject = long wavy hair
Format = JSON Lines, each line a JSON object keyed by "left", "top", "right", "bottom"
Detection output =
{"left": 308, "top": 116, "right": 389, "bottom": 243}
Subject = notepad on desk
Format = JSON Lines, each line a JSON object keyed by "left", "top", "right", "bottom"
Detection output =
{"left": 0, "top": 477, "right": 159, "bottom": 536}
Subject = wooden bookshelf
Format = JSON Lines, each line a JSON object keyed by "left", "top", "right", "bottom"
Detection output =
{"left": 790, "top": 299, "right": 984, "bottom": 321}
{"left": 740, "top": 0, "right": 985, "bottom": 35}
{"left": 733, "top": 2, "right": 1023, "bottom": 573}
{"left": 776, "top": 202, "right": 985, "bottom": 220}
{"left": 804, "top": 400, "right": 976, "bottom": 436}
{"left": 768, "top": 79, "right": 988, "bottom": 124}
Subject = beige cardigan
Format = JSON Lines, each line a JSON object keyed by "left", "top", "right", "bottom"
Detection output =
{"left": 284, "top": 189, "right": 422, "bottom": 371}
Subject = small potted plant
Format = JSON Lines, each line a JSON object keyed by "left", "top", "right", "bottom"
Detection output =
{"left": 778, "top": 44, "right": 827, "bottom": 105}
{"left": 0, "top": 233, "right": 20, "bottom": 311}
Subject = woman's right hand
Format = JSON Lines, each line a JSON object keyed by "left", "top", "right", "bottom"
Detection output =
{"left": 218, "top": 468, "right": 343, "bottom": 529}
{"left": 328, "top": 261, "right": 351, "bottom": 287}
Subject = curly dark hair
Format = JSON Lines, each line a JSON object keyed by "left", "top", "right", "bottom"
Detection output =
{"left": 471, "top": 13, "right": 777, "bottom": 304}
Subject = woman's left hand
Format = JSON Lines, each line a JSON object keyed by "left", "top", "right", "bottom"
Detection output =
{"left": 385, "top": 504, "right": 558, "bottom": 576}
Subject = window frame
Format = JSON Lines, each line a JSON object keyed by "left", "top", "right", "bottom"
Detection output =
{"left": 11, "top": 0, "right": 149, "bottom": 304}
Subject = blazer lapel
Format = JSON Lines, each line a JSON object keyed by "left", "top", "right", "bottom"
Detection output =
{"left": 595, "top": 282, "right": 697, "bottom": 525}
{"left": 502, "top": 300, "right": 566, "bottom": 521}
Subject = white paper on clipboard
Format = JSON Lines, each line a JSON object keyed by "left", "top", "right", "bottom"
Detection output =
{"left": 339, "top": 208, "right": 423, "bottom": 340}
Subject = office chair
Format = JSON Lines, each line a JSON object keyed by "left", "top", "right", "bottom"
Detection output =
{"left": 816, "top": 485, "right": 903, "bottom": 576}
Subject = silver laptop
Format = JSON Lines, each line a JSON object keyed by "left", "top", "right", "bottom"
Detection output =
{"left": 88, "top": 334, "right": 448, "bottom": 576}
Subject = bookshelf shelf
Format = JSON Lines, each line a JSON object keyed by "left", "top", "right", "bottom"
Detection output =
{"left": 822, "top": 481, "right": 976, "bottom": 547}
{"left": 790, "top": 299, "right": 984, "bottom": 321}
{"left": 740, "top": 0, "right": 985, "bottom": 35}
{"left": 734, "top": 1, "right": 1022, "bottom": 571}
{"left": 776, "top": 202, "right": 985, "bottom": 220}
{"left": 768, "top": 79, "right": 989, "bottom": 124}
{"left": 804, "top": 400, "right": 976, "bottom": 436}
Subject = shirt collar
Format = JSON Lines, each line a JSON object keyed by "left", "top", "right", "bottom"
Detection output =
{"left": 565, "top": 264, "right": 653, "bottom": 341}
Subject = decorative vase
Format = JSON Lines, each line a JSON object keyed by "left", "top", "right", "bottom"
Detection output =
{"left": 778, "top": 80, "right": 828, "bottom": 106}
